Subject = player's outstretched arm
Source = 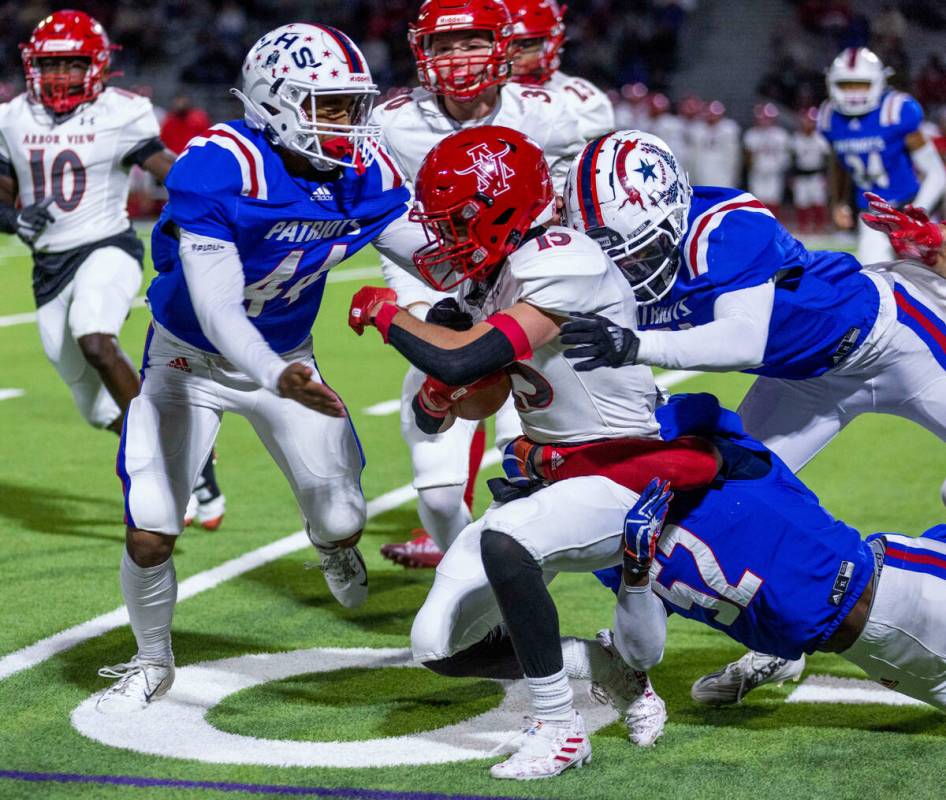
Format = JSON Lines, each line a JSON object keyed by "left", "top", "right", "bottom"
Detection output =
{"left": 561, "top": 281, "right": 775, "bottom": 372}
{"left": 349, "top": 288, "right": 557, "bottom": 386}
{"left": 140, "top": 148, "right": 178, "bottom": 184}
{"left": 180, "top": 230, "right": 345, "bottom": 416}
{"left": 906, "top": 130, "right": 946, "bottom": 213}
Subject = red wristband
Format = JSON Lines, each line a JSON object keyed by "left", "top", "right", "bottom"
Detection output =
{"left": 486, "top": 312, "right": 533, "bottom": 360}
{"left": 374, "top": 303, "right": 399, "bottom": 343}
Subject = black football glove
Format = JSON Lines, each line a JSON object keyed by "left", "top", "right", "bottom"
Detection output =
{"left": 560, "top": 311, "right": 640, "bottom": 371}
{"left": 426, "top": 297, "right": 474, "bottom": 331}
{"left": 11, "top": 197, "right": 55, "bottom": 245}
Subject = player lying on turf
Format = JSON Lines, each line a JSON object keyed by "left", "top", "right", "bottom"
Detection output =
{"left": 96, "top": 23, "right": 426, "bottom": 714}
{"left": 597, "top": 392, "right": 946, "bottom": 714}
{"left": 372, "top": 0, "right": 611, "bottom": 570}
{"left": 558, "top": 129, "right": 946, "bottom": 703}
{"left": 350, "top": 125, "right": 723, "bottom": 779}
{"left": 0, "top": 10, "right": 225, "bottom": 526}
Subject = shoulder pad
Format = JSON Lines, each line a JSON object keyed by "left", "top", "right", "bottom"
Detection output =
{"left": 171, "top": 122, "right": 270, "bottom": 200}
{"left": 509, "top": 228, "right": 608, "bottom": 281}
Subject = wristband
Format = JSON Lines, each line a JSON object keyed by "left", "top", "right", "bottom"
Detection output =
{"left": 374, "top": 302, "right": 399, "bottom": 343}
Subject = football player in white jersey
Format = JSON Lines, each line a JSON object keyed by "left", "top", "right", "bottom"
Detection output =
{"left": 506, "top": 0, "right": 615, "bottom": 138}
{"left": 371, "top": 0, "right": 604, "bottom": 569}
{"left": 743, "top": 103, "right": 791, "bottom": 219}
{"left": 689, "top": 100, "right": 741, "bottom": 187}
{"left": 350, "top": 126, "right": 724, "bottom": 779}
{"left": 0, "top": 11, "right": 224, "bottom": 528}
{"left": 791, "top": 107, "right": 831, "bottom": 233}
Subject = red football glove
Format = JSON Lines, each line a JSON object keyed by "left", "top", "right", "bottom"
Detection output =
{"left": 861, "top": 192, "right": 945, "bottom": 267}
{"left": 419, "top": 371, "right": 509, "bottom": 411}
{"left": 349, "top": 286, "right": 397, "bottom": 336}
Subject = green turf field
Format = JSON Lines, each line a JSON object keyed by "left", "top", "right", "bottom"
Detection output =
{"left": 1, "top": 228, "right": 944, "bottom": 800}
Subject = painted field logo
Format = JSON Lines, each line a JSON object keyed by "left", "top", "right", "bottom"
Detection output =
{"left": 71, "top": 647, "right": 618, "bottom": 767}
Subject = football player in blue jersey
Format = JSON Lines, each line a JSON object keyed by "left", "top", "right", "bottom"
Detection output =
{"left": 95, "top": 24, "right": 425, "bottom": 713}
{"left": 819, "top": 47, "right": 945, "bottom": 266}
{"left": 557, "top": 129, "right": 946, "bottom": 703}
{"left": 595, "top": 392, "right": 946, "bottom": 713}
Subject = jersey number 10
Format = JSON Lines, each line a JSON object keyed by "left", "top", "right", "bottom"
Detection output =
{"left": 29, "top": 149, "right": 87, "bottom": 211}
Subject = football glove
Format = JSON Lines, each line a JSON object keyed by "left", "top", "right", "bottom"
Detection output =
{"left": 560, "top": 312, "right": 641, "bottom": 371}
{"left": 623, "top": 478, "right": 673, "bottom": 580}
{"left": 348, "top": 286, "right": 397, "bottom": 335}
{"left": 426, "top": 298, "right": 474, "bottom": 331}
{"left": 861, "top": 192, "right": 945, "bottom": 268}
{"left": 1, "top": 197, "right": 55, "bottom": 245}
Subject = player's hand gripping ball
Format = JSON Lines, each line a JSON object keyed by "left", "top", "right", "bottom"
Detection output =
{"left": 452, "top": 372, "right": 512, "bottom": 420}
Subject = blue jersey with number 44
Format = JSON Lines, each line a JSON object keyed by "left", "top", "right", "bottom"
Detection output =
{"left": 636, "top": 186, "right": 880, "bottom": 379}
{"left": 818, "top": 91, "right": 923, "bottom": 209}
{"left": 148, "top": 120, "right": 410, "bottom": 354}
{"left": 596, "top": 394, "right": 874, "bottom": 660}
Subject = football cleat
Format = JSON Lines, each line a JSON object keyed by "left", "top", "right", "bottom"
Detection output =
{"left": 589, "top": 629, "right": 666, "bottom": 746}
{"left": 690, "top": 651, "right": 806, "bottom": 706}
{"left": 95, "top": 657, "right": 175, "bottom": 713}
{"left": 490, "top": 712, "right": 591, "bottom": 780}
{"left": 183, "top": 493, "right": 199, "bottom": 527}
{"left": 184, "top": 453, "right": 226, "bottom": 530}
{"left": 380, "top": 529, "right": 444, "bottom": 569}
{"left": 309, "top": 543, "right": 369, "bottom": 609}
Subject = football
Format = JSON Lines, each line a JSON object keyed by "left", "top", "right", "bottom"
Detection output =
{"left": 453, "top": 373, "right": 512, "bottom": 420}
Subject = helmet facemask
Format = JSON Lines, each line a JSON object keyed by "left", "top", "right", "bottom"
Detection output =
{"left": 412, "top": 29, "right": 512, "bottom": 99}
{"left": 410, "top": 196, "right": 496, "bottom": 290}
{"left": 29, "top": 56, "right": 95, "bottom": 114}
{"left": 587, "top": 206, "right": 686, "bottom": 305}
{"left": 235, "top": 80, "right": 379, "bottom": 171}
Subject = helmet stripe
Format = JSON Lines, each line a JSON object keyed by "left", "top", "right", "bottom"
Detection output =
{"left": 577, "top": 135, "right": 608, "bottom": 229}
{"left": 847, "top": 47, "right": 858, "bottom": 69}
{"left": 312, "top": 24, "right": 365, "bottom": 73}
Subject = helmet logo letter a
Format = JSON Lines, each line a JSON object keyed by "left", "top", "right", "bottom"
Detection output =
{"left": 457, "top": 143, "right": 516, "bottom": 196}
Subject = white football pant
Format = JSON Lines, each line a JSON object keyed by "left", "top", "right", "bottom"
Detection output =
{"left": 740, "top": 270, "right": 946, "bottom": 472}
{"left": 793, "top": 175, "right": 827, "bottom": 209}
{"left": 411, "top": 475, "right": 631, "bottom": 661}
{"left": 119, "top": 323, "right": 366, "bottom": 538}
{"left": 843, "top": 534, "right": 946, "bottom": 710}
{"left": 35, "top": 246, "right": 141, "bottom": 428}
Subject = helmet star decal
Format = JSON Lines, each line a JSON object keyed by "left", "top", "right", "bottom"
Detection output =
{"left": 634, "top": 159, "right": 658, "bottom": 182}
{"left": 457, "top": 143, "right": 516, "bottom": 196}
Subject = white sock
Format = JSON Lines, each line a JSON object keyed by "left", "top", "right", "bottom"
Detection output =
{"left": 417, "top": 485, "right": 472, "bottom": 550}
{"left": 562, "top": 636, "right": 612, "bottom": 682}
{"left": 527, "top": 668, "right": 574, "bottom": 723}
{"left": 120, "top": 550, "right": 176, "bottom": 665}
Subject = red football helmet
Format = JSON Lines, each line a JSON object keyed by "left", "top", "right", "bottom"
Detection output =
{"left": 21, "top": 10, "right": 115, "bottom": 114}
{"left": 410, "top": 125, "right": 555, "bottom": 290}
{"left": 507, "top": 0, "right": 566, "bottom": 86}
{"left": 409, "top": 0, "right": 515, "bottom": 99}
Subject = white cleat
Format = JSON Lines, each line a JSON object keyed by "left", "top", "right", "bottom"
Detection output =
{"left": 95, "top": 657, "right": 174, "bottom": 713}
{"left": 589, "top": 629, "right": 666, "bottom": 747}
{"left": 691, "top": 651, "right": 806, "bottom": 706}
{"left": 183, "top": 493, "right": 198, "bottom": 527}
{"left": 490, "top": 711, "right": 591, "bottom": 780}
{"left": 196, "top": 493, "right": 226, "bottom": 531}
{"left": 309, "top": 543, "right": 368, "bottom": 609}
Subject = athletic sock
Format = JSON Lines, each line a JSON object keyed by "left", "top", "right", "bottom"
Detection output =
{"left": 527, "top": 668, "right": 574, "bottom": 723}
{"left": 561, "top": 636, "right": 611, "bottom": 682}
{"left": 120, "top": 549, "right": 176, "bottom": 665}
{"left": 464, "top": 426, "right": 487, "bottom": 511}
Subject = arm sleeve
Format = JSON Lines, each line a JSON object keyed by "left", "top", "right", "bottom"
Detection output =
{"left": 179, "top": 229, "right": 287, "bottom": 393}
{"left": 911, "top": 138, "right": 946, "bottom": 211}
{"left": 372, "top": 211, "right": 428, "bottom": 272}
{"left": 636, "top": 280, "right": 775, "bottom": 371}
{"left": 612, "top": 580, "right": 668, "bottom": 672}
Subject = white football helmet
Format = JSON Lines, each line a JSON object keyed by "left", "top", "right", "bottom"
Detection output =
{"left": 563, "top": 130, "right": 692, "bottom": 305}
{"left": 232, "top": 23, "right": 380, "bottom": 170}
{"left": 826, "top": 47, "right": 892, "bottom": 116}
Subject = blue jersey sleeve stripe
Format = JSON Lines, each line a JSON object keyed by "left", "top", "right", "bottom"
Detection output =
{"left": 685, "top": 194, "right": 773, "bottom": 278}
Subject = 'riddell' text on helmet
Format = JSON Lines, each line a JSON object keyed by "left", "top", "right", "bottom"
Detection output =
{"left": 410, "top": 125, "right": 555, "bottom": 291}
{"left": 562, "top": 130, "right": 692, "bottom": 305}
{"left": 232, "top": 23, "right": 381, "bottom": 170}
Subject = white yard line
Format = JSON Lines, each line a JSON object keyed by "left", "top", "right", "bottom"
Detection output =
{"left": 0, "top": 267, "right": 382, "bottom": 329}
{"left": 0, "top": 389, "right": 25, "bottom": 401}
{"left": 0, "top": 447, "right": 502, "bottom": 684}
{"left": 364, "top": 399, "right": 402, "bottom": 416}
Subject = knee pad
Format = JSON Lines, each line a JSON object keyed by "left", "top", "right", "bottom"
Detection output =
{"left": 418, "top": 484, "right": 466, "bottom": 518}
{"left": 76, "top": 383, "right": 121, "bottom": 429}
